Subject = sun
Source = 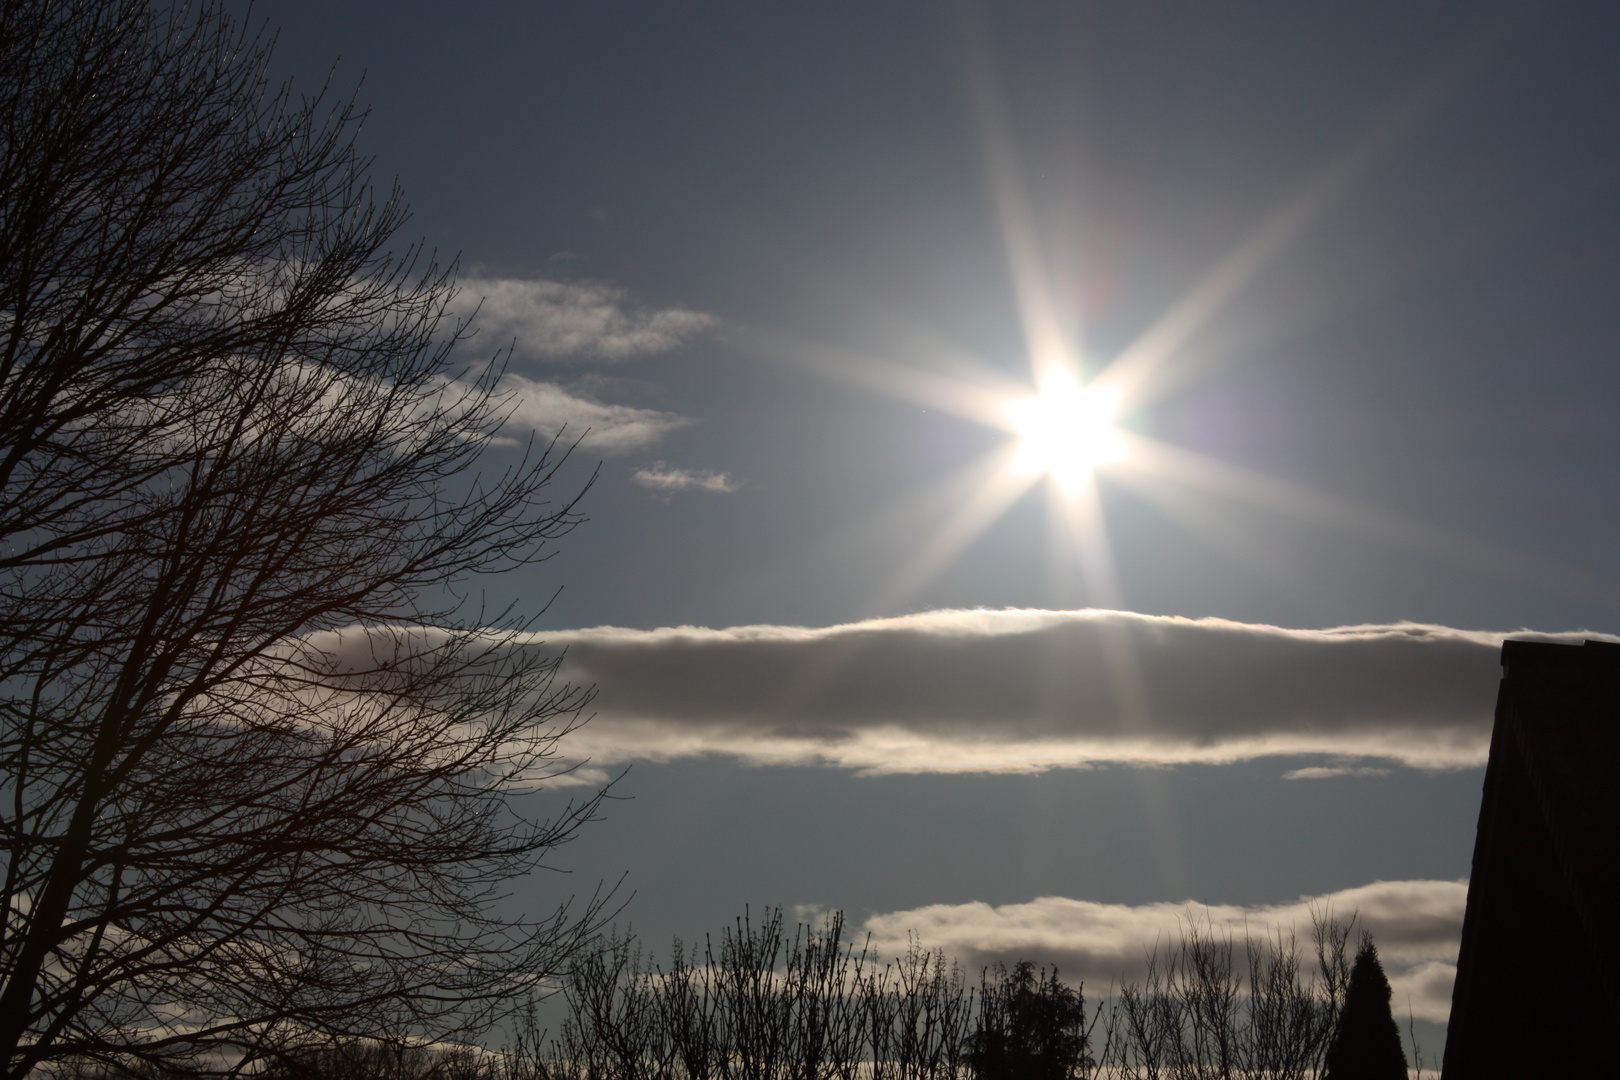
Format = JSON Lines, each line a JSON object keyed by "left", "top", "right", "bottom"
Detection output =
{"left": 1005, "top": 371, "right": 1125, "bottom": 486}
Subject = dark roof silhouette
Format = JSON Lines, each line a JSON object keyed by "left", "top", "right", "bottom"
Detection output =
{"left": 1442, "top": 639, "right": 1620, "bottom": 1078}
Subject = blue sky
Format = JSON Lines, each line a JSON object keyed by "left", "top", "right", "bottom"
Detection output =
{"left": 247, "top": 0, "right": 1620, "bottom": 1039}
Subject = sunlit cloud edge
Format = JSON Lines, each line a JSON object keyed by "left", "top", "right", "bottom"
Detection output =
{"left": 334, "top": 608, "right": 1617, "bottom": 780}
{"left": 861, "top": 878, "right": 1468, "bottom": 1022}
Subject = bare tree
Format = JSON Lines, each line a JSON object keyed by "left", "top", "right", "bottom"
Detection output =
{"left": 536, "top": 910, "right": 1001, "bottom": 1080}
{"left": 0, "top": 1, "right": 608, "bottom": 1075}
{"left": 1103, "top": 912, "right": 1354, "bottom": 1080}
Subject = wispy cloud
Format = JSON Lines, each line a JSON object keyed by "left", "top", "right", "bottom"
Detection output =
{"left": 518, "top": 610, "right": 1594, "bottom": 772}
{"left": 633, "top": 462, "right": 740, "bottom": 497}
{"left": 1281, "top": 765, "right": 1393, "bottom": 780}
{"left": 454, "top": 275, "right": 716, "bottom": 362}
{"left": 499, "top": 375, "right": 693, "bottom": 455}
{"left": 863, "top": 879, "right": 1468, "bottom": 1022}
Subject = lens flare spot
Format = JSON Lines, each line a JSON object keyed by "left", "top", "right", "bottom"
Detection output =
{"left": 1007, "top": 374, "right": 1124, "bottom": 485}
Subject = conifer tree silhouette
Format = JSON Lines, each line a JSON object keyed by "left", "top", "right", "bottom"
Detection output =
{"left": 1322, "top": 935, "right": 1409, "bottom": 1080}
{"left": 969, "top": 961, "right": 1090, "bottom": 1080}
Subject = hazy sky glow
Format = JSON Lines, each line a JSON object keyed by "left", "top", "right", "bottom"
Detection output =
{"left": 246, "top": 0, "right": 1620, "bottom": 1051}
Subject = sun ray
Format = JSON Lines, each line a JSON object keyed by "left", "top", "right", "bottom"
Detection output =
{"left": 1036, "top": 470, "right": 1192, "bottom": 891}
{"left": 1109, "top": 470, "right": 1341, "bottom": 611}
{"left": 747, "top": 446, "right": 1037, "bottom": 725}
{"left": 1096, "top": 17, "right": 1511, "bottom": 408}
{"left": 953, "top": 0, "right": 1077, "bottom": 382}
{"left": 870, "top": 442, "right": 1039, "bottom": 613}
{"left": 1115, "top": 433, "right": 1607, "bottom": 596}
{"left": 1042, "top": 474, "right": 1118, "bottom": 608}
{"left": 740, "top": 324, "right": 1026, "bottom": 429}
{"left": 699, "top": 434, "right": 1029, "bottom": 622}
{"left": 1043, "top": 476, "right": 1156, "bottom": 732}
{"left": 949, "top": 7, "right": 1195, "bottom": 894}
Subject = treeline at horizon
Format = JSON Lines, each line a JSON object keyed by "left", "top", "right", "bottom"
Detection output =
{"left": 511, "top": 906, "right": 1422, "bottom": 1080}
{"left": 48, "top": 906, "right": 1425, "bottom": 1080}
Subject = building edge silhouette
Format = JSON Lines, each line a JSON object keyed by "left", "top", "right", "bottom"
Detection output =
{"left": 1442, "top": 639, "right": 1620, "bottom": 1077}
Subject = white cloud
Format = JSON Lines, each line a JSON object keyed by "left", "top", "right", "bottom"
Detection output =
{"left": 1281, "top": 765, "right": 1392, "bottom": 780}
{"left": 862, "top": 879, "right": 1468, "bottom": 1022}
{"left": 454, "top": 275, "right": 715, "bottom": 362}
{"left": 633, "top": 461, "right": 739, "bottom": 496}
{"left": 500, "top": 375, "right": 692, "bottom": 455}
{"left": 521, "top": 609, "right": 1600, "bottom": 772}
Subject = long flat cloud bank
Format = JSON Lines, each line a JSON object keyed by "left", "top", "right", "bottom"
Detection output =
{"left": 862, "top": 879, "right": 1468, "bottom": 1022}
{"left": 310, "top": 610, "right": 1599, "bottom": 774}
{"left": 523, "top": 610, "right": 1598, "bottom": 772}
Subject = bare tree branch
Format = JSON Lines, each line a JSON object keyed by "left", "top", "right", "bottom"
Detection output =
{"left": 0, "top": 2, "right": 610, "bottom": 1074}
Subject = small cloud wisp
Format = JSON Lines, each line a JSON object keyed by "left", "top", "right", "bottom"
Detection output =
{"left": 500, "top": 375, "right": 692, "bottom": 455}
{"left": 455, "top": 275, "right": 715, "bottom": 363}
{"left": 633, "top": 462, "right": 740, "bottom": 497}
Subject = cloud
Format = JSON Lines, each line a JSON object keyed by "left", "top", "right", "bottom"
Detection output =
{"left": 633, "top": 462, "right": 740, "bottom": 496}
{"left": 862, "top": 879, "right": 1468, "bottom": 1022}
{"left": 1281, "top": 765, "right": 1392, "bottom": 780}
{"left": 454, "top": 275, "right": 715, "bottom": 362}
{"left": 523, "top": 609, "right": 1600, "bottom": 772}
{"left": 499, "top": 375, "right": 693, "bottom": 455}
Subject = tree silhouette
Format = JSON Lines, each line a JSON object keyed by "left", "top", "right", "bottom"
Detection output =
{"left": 1321, "top": 936, "right": 1408, "bottom": 1080}
{"left": 0, "top": 1, "right": 606, "bottom": 1075}
{"left": 969, "top": 961, "right": 1090, "bottom": 1080}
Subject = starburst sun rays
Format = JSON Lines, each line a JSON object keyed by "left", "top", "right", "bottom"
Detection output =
{"left": 743, "top": 2, "right": 1590, "bottom": 626}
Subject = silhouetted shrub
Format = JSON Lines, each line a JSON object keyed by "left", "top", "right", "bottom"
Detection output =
{"left": 968, "top": 962, "right": 1090, "bottom": 1080}
{"left": 1320, "top": 937, "right": 1408, "bottom": 1080}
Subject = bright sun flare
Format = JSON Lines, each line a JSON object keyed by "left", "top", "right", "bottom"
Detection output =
{"left": 1006, "top": 373, "right": 1125, "bottom": 485}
